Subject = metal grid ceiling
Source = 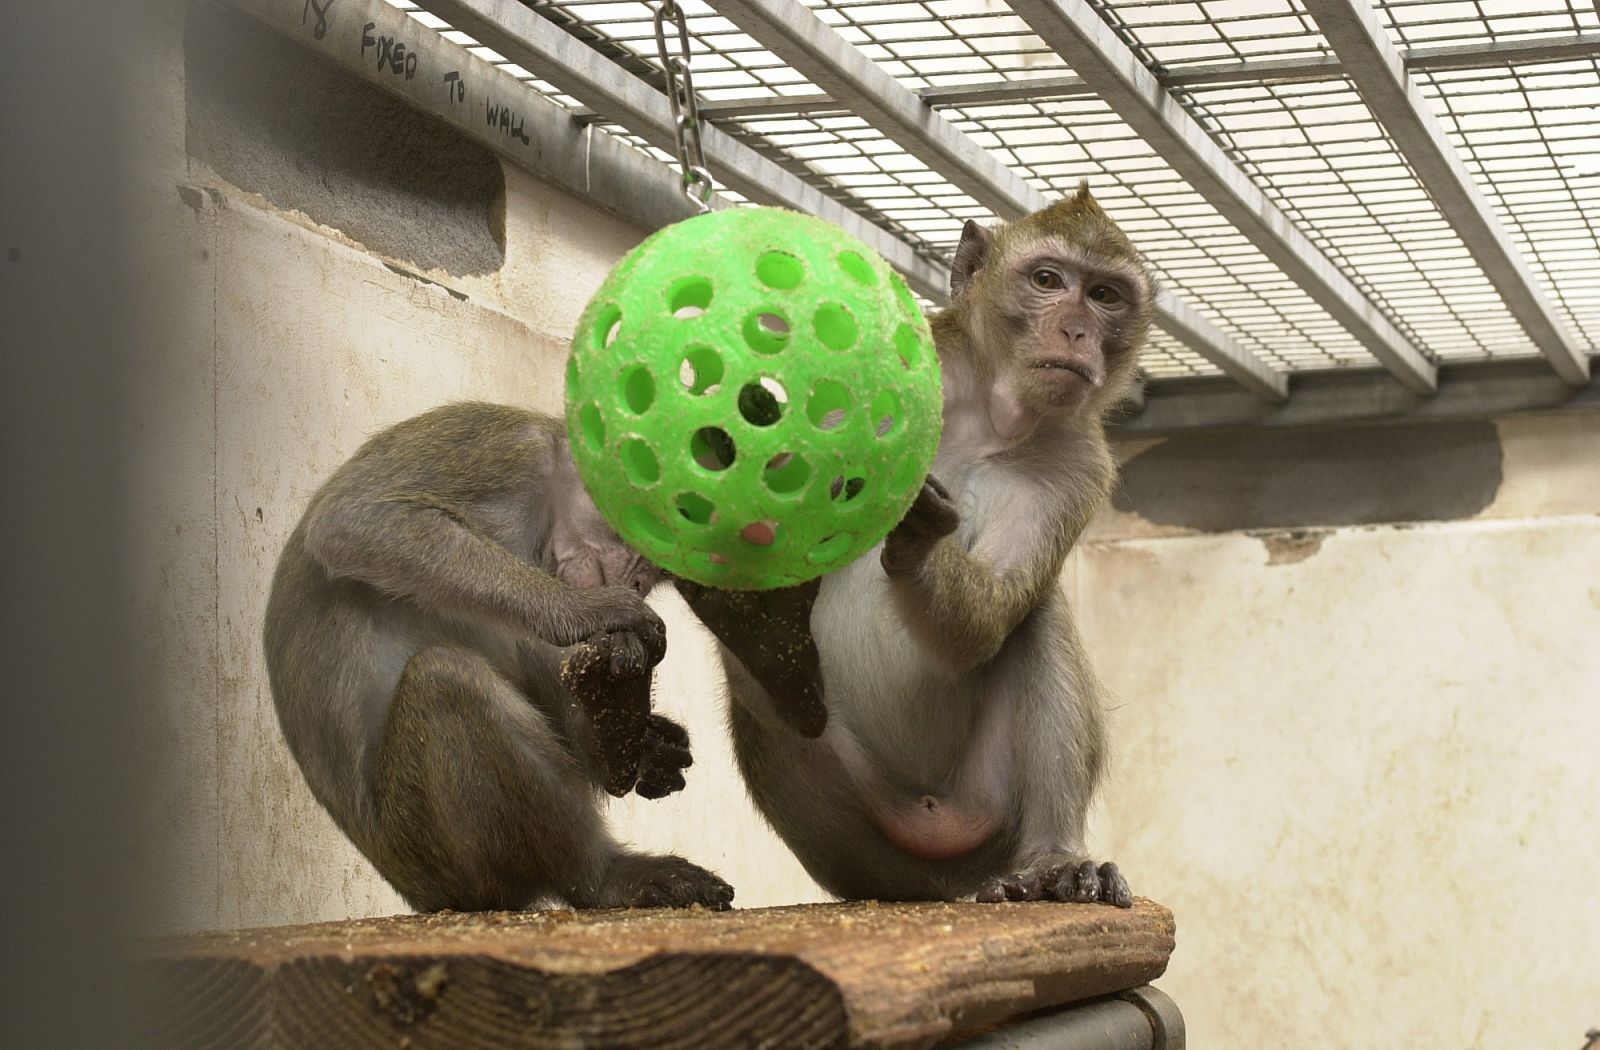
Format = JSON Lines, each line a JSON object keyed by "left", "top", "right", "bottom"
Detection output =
{"left": 386, "top": 0, "right": 1599, "bottom": 388}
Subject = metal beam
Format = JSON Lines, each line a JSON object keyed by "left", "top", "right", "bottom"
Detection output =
{"left": 1154, "top": 292, "right": 1289, "bottom": 402}
{"left": 418, "top": 0, "right": 949, "bottom": 301}
{"left": 693, "top": 33, "right": 1600, "bottom": 117}
{"left": 1009, "top": 0, "right": 1437, "bottom": 394}
{"left": 222, "top": 0, "right": 702, "bottom": 236}
{"left": 1301, "top": 0, "right": 1589, "bottom": 386}
{"left": 1117, "top": 357, "right": 1600, "bottom": 435}
{"left": 708, "top": 0, "right": 1289, "bottom": 402}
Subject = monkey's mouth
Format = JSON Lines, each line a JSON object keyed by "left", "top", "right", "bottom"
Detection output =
{"left": 1030, "top": 359, "right": 1099, "bottom": 386}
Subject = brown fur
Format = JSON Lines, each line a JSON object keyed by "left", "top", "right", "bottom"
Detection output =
{"left": 683, "top": 191, "right": 1150, "bottom": 905}
{"left": 264, "top": 402, "right": 733, "bottom": 912}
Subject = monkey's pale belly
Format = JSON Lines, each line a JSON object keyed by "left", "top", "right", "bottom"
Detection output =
{"left": 811, "top": 552, "right": 1009, "bottom": 861}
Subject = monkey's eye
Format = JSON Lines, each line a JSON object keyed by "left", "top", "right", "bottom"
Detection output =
{"left": 1030, "top": 268, "right": 1064, "bottom": 291}
{"left": 1088, "top": 283, "right": 1124, "bottom": 306}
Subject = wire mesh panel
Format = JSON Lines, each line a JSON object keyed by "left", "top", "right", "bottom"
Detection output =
{"left": 1414, "top": 55, "right": 1600, "bottom": 352}
{"left": 383, "top": 0, "right": 1599, "bottom": 384}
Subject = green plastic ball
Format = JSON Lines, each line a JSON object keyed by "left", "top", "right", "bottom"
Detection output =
{"left": 564, "top": 206, "right": 942, "bottom": 590}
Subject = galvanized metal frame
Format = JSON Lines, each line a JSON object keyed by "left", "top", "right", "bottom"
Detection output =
{"left": 418, "top": 0, "right": 952, "bottom": 301}
{"left": 1302, "top": 0, "right": 1589, "bottom": 386}
{"left": 709, "top": 0, "right": 1289, "bottom": 402}
{"left": 689, "top": 31, "right": 1600, "bottom": 116}
{"left": 1006, "top": 0, "right": 1438, "bottom": 394}
{"left": 221, "top": 0, "right": 1600, "bottom": 431}
{"left": 1118, "top": 357, "right": 1600, "bottom": 435}
{"left": 221, "top": 0, "right": 702, "bottom": 235}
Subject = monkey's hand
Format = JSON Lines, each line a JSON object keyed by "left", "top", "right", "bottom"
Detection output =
{"left": 975, "top": 859, "right": 1132, "bottom": 908}
{"left": 545, "top": 586, "right": 667, "bottom": 675}
{"left": 560, "top": 632, "right": 654, "bottom": 797}
{"left": 675, "top": 578, "right": 828, "bottom": 738}
{"left": 882, "top": 475, "right": 960, "bottom": 579}
{"left": 634, "top": 714, "right": 692, "bottom": 800}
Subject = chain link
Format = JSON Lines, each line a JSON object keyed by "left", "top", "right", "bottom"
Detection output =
{"left": 653, "top": 0, "right": 714, "bottom": 212}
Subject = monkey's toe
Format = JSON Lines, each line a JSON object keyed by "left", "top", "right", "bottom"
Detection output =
{"left": 614, "top": 857, "right": 734, "bottom": 911}
{"left": 633, "top": 714, "right": 692, "bottom": 800}
{"left": 1048, "top": 859, "right": 1132, "bottom": 908}
{"left": 977, "top": 859, "right": 1132, "bottom": 908}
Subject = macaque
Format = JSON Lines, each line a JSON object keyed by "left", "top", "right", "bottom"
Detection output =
{"left": 263, "top": 402, "right": 734, "bottom": 913}
{"left": 682, "top": 187, "right": 1149, "bottom": 905}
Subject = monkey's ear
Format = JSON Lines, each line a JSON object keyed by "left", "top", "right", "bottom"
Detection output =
{"left": 950, "top": 220, "right": 994, "bottom": 300}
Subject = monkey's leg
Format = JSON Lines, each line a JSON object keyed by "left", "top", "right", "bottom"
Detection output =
{"left": 372, "top": 644, "right": 732, "bottom": 912}
{"left": 972, "top": 609, "right": 1133, "bottom": 909}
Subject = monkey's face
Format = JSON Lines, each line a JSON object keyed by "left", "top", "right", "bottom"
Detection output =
{"left": 553, "top": 487, "right": 667, "bottom": 596}
{"left": 995, "top": 243, "right": 1147, "bottom": 414}
{"left": 950, "top": 190, "right": 1153, "bottom": 421}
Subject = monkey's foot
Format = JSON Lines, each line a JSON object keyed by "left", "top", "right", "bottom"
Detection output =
{"left": 560, "top": 634, "right": 652, "bottom": 797}
{"left": 633, "top": 714, "right": 692, "bottom": 800}
{"left": 674, "top": 578, "right": 828, "bottom": 738}
{"left": 601, "top": 854, "right": 735, "bottom": 911}
{"left": 975, "top": 860, "right": 1132, "bottom": 908}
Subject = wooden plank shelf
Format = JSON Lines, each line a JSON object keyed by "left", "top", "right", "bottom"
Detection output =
{"left": 145, "top": 899, "right": 1175, "bottom": 1049}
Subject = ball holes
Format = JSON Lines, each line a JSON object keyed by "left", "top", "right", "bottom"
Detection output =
{"left": 743, "top": 310, "right": 791, "bottom": 355}
{"left": 565, "top": 354, "right": 579, "bottom": 389}
{"left": 679, "top": 346, "right": 723, "bottom": 396}
{"left": 675, "top": 491, "right": 715, "bottom": 527}
{"left": 837, "top": 250, "right": 877, "bottom": 285}
{"left": 893, "top": 323, "right": 923, "bottom": 370}
{"left": 763, "top": 452, "right": 810, "bottom": 495}
{"left": 813, "top": 303, "right": 858, "bottom": 351}
{"left": 808, "top": 532, "right": 855, "bottom": 565}
{"left": 620, "top": 439, "right": 660, "bottom": 486}
{"left": 739, "top": 378, "right": 787, "bottom": 427}
{"left": 669, "top": 275, "right": 713, "bottom": 319}
{"left": 741, "top": 520, "right": 780, "bottom": 547}
{"left": 620, "top": 365, "right": 655, "bottom": 415}
{"left": 593, "top": 303, "right": 622, "bottom": 350}
{"left": 622, "top": 504, "right": 674, "bottom": 548}
{"left": 871, "top": 388, "right": 902, "bottom": 438}
{"left": 756, "top": 251, "right": 804, "bottom": 290}
{"left": 806, "top": 379, "right": 850, "bottom": 431}
{"left": 691, "top": 426, "right": 736, "bottom": 471}
{"left": 829, "top": 475, "right": 866, "bottom": 503}
{"left": 578, "top": 402, "right": 605, "bottom": 452}
{"left": 684, "top": 550, "right": 731, "bottom": 576}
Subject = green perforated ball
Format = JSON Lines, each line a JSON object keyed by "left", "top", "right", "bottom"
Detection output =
{"left": 564, "top": 206, "right": 942, "bottom": 590}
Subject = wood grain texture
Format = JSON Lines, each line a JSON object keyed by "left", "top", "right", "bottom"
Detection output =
{"left": 143, "top": 900, "right": 1175, "bottom": 1049}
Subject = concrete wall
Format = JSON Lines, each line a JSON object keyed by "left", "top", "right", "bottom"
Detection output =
{"left": 1081, "top": 413, "right": 1600, "bottom": 1049}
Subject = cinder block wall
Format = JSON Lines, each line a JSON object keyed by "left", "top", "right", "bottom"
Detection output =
{"left": 1081, "top": 413, "right": 1600, "bottom": 1049}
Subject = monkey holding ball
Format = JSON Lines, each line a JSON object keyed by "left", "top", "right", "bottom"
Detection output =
{"left": 683, "top": 187, "right": 1148, "bottom": 906}
{"left": 264, "top": 402, "right": 733, "bottom": 913}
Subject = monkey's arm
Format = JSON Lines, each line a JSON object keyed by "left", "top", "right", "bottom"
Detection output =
{"left": 883, "top": 479, "right": 1068, "bottom": 674}
{"left": 301, "top": 409, "right": 665, "bottom": 666}
{"left": 306, "top": 489, "right": 659, "bottom": 652}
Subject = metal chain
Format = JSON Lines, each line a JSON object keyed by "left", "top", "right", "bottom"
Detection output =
{"left": 653, "top": 0, "right": 715, "bottom": 212}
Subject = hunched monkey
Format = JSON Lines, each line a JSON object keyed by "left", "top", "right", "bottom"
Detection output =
{"left": 264, "top": 402, "right": 733, "bottom": 912}
{"left": 683, "top": 187, "right": 1150, "bottom": 905}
